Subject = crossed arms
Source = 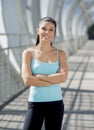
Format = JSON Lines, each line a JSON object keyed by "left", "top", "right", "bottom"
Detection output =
{"left": 21, "top": 49, "right": 68, "bottom": 87}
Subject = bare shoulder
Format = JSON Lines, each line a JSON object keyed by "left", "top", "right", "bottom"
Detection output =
{"left": 58, "top": 49, "right": 68, "bottom": 66}
{"left": 58, "top": 49, "right": 67, "bottom": 59}
{"left": 22, "top": 47, "right": 35, "bottom": 60}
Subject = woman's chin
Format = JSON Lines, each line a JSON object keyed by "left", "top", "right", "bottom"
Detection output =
{"left": 42, "top": 38, "right": 50, "bottom": 42}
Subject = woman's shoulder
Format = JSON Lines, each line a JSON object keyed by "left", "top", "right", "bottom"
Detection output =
{"left": 22, "top": 46, "right": 35, "bottom": 59}
{"left": 57, "top": 49, "right": 67, "bottom": 61}
{"left": 23, "top": 46, "right": 35, "bottom": 54}
{"left": 57, "top": 49, "right": 66, "bottom": 55}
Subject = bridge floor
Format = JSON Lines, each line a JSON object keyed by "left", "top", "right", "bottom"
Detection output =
{"left": 0, "top": 40, "right": 94, "bottom": 130}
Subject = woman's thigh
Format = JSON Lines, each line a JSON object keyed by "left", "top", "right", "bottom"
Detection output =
{"left": 23, "top": 102, "right": 44, "bottom": 130}
{"left": 44, "top": 100, "right": 64, "bottom": 130}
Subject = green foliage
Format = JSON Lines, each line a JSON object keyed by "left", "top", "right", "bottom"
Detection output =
{"left": 87, "top": 24, "right": 94, "bottom": 35}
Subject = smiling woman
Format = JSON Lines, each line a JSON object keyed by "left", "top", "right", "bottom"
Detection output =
{"left": 37, "top": 21, "right": 55, "bottom": 43}
{"left": 22, "top": 17, "right": 68, "bottom": 130}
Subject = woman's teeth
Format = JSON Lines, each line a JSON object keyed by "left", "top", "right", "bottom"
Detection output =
{"left": 44, "top": 35, "right": 49, "bottom": 39}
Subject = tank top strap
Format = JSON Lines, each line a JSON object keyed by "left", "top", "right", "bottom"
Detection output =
{"left": 56, "top": 49, "right": 59, "bottom": 61}
{"left": 31, "top": 50, "right": 35, "bottom": 58}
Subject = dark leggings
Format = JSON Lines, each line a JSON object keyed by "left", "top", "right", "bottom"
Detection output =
{"left": 23, "top": 100, "right": 64, "bottom": 130}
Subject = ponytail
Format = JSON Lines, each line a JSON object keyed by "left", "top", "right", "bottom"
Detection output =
{"left": 36, "top": 35, "right": 39, "bottom": 45}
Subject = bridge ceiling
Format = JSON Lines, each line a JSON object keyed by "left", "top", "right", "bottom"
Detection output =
{"left": 79, "top": 0, "right": 94, "bottom": 25}
{"left": 62, "top": 0, "right": 83, "bottom": 40}
{"left": 1, "top": 0, "right": 94, "bottom": 45}
{"left": 18, "top": 0, "right": 94, "bottom": 41}
{"left": 61, "top": 0, "right": 94, "bottom": 39}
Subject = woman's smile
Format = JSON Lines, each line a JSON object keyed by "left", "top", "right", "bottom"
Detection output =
{"left": 43, "top": 34, "right": 50, "bottom": 40}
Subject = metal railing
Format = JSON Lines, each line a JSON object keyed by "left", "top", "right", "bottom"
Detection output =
{"left": 0, "top": 33, "right": 33, "bottom": 106}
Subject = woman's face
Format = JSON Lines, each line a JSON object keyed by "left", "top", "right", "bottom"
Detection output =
{"left": 37, "top": 21, "right": 56, "bottom": 43}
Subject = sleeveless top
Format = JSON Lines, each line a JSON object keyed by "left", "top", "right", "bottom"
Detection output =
{"left": 28, "top": 50, "right": 62, "bottom": 102}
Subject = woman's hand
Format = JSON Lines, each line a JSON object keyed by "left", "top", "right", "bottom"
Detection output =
{"left": 36, "top": 74, "right": 47, "bottom": 80}
{"left": 36, "top": 74, "right": 44, "bottom": 78}
{"left": 57, "top": 67, "right": 65, "bottom": 74}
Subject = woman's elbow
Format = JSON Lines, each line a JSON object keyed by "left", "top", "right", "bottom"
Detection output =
{"left": 61, "top": 77, "right": 66, "bottom": 83}
{"left": 61, "top": 74, "right": 68, "bottom": 83}
{"left": 22, "top": 75, "right": 30, "bottom": 87}
{"left": 63, "top": 76, "right": 67, "bottom": 82}
{"left": 24, "top": 80, "right": 30, "bottom": 86}
{"left": 22, "top": 78, "right": 30, "bottom": 86}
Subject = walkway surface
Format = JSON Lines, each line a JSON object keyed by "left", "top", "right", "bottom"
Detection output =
{"left": 0, "top": 40, "right": 94, "bottom": 130}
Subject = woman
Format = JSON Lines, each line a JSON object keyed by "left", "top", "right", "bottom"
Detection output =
{"left": 22, "top": 17, "right": 68, "bottom": 130}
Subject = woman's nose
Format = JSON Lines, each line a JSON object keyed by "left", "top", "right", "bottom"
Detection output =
{"left": 45, "top": 30, "right": 49, "bottom": 33}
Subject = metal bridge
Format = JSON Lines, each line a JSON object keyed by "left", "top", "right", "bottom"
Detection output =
{"left": 0, "top": 0, "right": 94, "bottom": 130}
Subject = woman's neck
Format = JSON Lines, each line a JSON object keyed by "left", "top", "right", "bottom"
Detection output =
{"left": 36, "top": 42, "right": 52, "bottom": 52}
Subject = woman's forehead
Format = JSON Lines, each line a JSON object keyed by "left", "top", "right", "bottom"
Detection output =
{"left": 39, "top": 21, "right": 55, "bottom": 28}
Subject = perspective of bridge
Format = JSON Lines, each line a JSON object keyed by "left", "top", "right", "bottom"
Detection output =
{"left": 0, "top": 0, "right": 94, "bottom": 130}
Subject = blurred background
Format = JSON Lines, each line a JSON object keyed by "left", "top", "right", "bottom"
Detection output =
{"left": 0, "top": 0, "right": 94, "bottom": 130}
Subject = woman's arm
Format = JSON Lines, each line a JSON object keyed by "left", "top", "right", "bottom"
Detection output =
{"left": 37, "top": 50, "right": 68, "bottom": 84}
{"left": 21, "top": 49, "right": 53, "bottom": 87}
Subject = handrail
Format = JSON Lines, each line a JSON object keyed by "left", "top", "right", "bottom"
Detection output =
{"left": 0, "top": 33, "right": 35, "bottom": 50}
{"left": 0, "top": 33, "right": 30, "bottom": 105}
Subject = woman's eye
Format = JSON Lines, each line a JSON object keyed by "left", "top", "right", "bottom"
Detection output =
{"left": 41, "top": 27, "right": 46, "bottom": 31}
{"left": 41, "top": 27, "right": 54, "bottom": 32}
{"left": 49, "top": 29, "right": 53, "bottom": 31}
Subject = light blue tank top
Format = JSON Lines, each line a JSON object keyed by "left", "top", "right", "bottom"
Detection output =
{"left": 28, "top": 51, "right": 62, "bottom": 102}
